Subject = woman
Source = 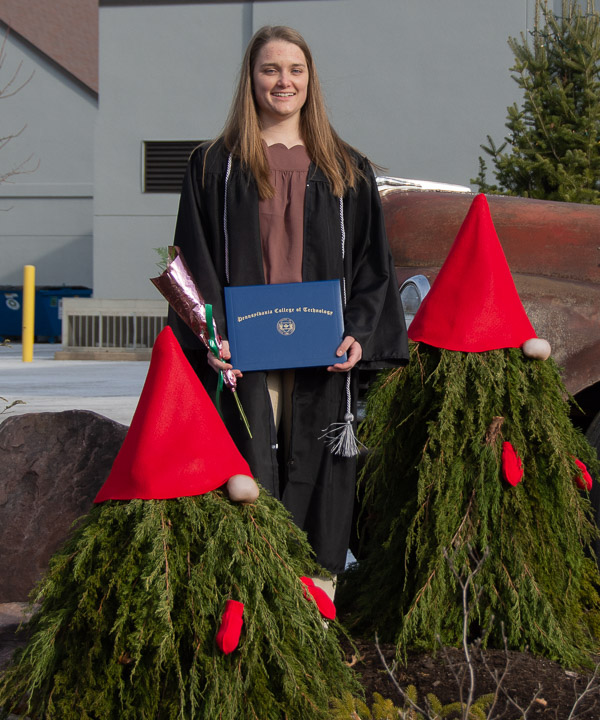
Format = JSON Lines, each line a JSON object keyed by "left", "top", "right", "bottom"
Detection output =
{"left": 169, "top": 25, "right": 408, "bottom": 580}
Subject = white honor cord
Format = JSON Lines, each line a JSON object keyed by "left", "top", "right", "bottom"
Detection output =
{"left": 339, "top": 197, "right": 351, "bottom": 423}
{"left": 224, "top": 153, "right": 232, "bottom": 284}
{"left": 319, "top": 196, "right": 363, "bottom": 458}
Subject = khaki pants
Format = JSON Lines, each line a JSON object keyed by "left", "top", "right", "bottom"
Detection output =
{"left": 266, "top": 369, "right": 294, "bottom": 455}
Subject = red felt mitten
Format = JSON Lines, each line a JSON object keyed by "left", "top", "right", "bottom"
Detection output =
{"left": 300, "top": 577, "right": 336, "bottom": 621}
{"left": 502, "top": 441, "right": 523, "bottom": 486}
{"left": 574, "top": 458, "right": 593, "bottom": 491}
{"left": 216, "top": 599, "right": 244, "bottom": 654}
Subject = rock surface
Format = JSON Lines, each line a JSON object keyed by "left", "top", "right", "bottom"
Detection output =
{"left": 0, "top": 411, "right": 127, "bottom": 602}
{"left": 0, "top": 603, "right": 33, "bottom": 668}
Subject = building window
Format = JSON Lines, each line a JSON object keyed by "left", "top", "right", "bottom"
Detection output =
{"left": 143, "top": 141, "right": 204, "bottom": 193}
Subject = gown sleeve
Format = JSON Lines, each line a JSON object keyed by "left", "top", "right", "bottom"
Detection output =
{"left": 168, "top": 145, "right": 230, "bottom": 351}
{"left": 342, "top": 161, "right": 409, "bottom": 369}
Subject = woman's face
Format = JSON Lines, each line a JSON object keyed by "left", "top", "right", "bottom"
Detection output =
{"left": 252, "top": 40, "right": 309, "bottom": 125}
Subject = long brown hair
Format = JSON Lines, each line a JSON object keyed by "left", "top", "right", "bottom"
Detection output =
{"left": 220, "top": 25, "right": 364, "bottom": 199}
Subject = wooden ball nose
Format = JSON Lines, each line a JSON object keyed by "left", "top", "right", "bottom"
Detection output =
{"left": 521, "top": 338, "right": 551, "bottom": 361}
{"left": 226, "top": 474, "right": 260, "bottom": 503}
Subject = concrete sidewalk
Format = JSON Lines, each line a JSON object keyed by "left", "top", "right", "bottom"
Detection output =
{"left": 1, "top": 343, "right": 149, "bottom": 427}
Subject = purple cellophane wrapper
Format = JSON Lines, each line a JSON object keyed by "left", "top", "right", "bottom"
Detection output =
{"left": 151, "top": 247, "right": 237, "bottom": 392}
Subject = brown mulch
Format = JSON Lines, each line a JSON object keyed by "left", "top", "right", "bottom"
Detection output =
{"left": 342, "top": 635, "right": 600, "bottom": 719}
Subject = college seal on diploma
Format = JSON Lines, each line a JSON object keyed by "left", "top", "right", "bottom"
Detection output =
{"left": 277, "top": 318, "right": 296, "bottom": 336}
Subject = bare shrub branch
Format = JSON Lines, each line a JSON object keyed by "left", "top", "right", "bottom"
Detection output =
{"left": 0, "top": 28, "right": 38, "bottom": 186}
{"left": 567, "top": 664, "right": 600, "bottom": 719}
{"left": 0, "top": 30, "right": 34, "bottom": 99}
{"left": 374, "top": 633, "right": 431, "bottom": 718}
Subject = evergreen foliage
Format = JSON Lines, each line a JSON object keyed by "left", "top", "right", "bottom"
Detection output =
{"left": 473, "top": 0, "right": 600, "bottom": 202}
{"left": 346, "top": 344, "right": 600, "bottom": 667}
{"left": 0, "top": 490, "right": 359, "bottom": 719}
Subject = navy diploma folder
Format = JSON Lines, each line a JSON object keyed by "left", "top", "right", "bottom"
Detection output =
{"left": 224, "top": 280, "right": 346, "bottom": 371}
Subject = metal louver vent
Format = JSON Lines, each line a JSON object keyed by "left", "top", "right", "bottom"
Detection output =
{"left": 143, "top": 140, "right": 204, "bottom": 193}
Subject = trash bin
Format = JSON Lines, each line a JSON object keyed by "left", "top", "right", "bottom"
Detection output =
{"left": 0, "top": 286, "right": 93, "bottom": 342}
{"left": 35, "top": 287, "right": 93, "bottom": 341}
{"left": 0, "top": 286, "right": 24, "bottom": 339}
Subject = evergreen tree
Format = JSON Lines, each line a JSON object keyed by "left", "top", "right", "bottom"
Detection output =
{"left": 343, "top": 195, "right": 600, "bottom": 667}
{"left": 347, "top": 348, "right": 600, "bottom": 666}
{"left": 473, "top": 0, "right": 600, "bottom": 203}
{"left": 0, "top": 328, "right": 359, "bottom": 719}
{"left": 0, "top": 491, "right": 359, "bottom": 719}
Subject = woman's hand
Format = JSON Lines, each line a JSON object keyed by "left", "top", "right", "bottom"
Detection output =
{"left": 327, "top": 336, "right": 362, "bottom": 372}
{"left": 207, "top": 340, "right": 243, "bottom": 378}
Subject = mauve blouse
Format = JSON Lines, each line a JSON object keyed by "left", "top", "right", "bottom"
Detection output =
{"left": 259, "top": 142, "right": 311, "bottom": 284}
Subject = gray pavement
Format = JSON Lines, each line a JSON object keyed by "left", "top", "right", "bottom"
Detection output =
{"left": 1, "top": 343, "right": 149, "bottom": 427}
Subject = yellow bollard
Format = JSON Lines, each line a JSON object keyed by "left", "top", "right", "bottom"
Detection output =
{"left": 22, "top": 265, "right": 35, "bottom": 362}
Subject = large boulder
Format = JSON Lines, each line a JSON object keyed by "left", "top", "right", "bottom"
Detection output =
{"left": 0, "top": 411, "right": 127, "bottom": 602}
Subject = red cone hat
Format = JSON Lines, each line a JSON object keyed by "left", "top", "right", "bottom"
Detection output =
{"left": 94, "top": 326, "right": 252, "bottom": 502}
{"left": 408, "top": 194, "right": 536, "bottom": 352}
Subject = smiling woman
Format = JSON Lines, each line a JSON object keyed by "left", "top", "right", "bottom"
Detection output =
{"left": 252, "top": 40, "right": 308, "bottom": 131}
{"left": 169, "top": 25, "right": 409, "bottom": 585}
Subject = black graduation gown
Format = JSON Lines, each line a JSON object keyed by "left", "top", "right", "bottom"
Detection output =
{"left": 169, "top": 139, "right": 408, "bottom": 573}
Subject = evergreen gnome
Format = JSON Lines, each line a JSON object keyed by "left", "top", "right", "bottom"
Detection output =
{"left": 0, "top": 327, "right": 357, "bottom": 719}
{"left": 347, "top": 194, "right": 600, "bottom": 666}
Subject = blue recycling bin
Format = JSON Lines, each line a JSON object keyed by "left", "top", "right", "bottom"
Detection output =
{"left": 0, "top": 286, "right": 93, "bottom": 342}
{"left": 0, "top": 287, "right": 23, "bottom": 339}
